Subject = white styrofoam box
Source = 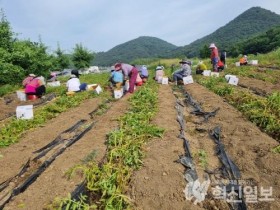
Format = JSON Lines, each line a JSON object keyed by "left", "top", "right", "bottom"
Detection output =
{"left": 202, "top": 70, "right": 211, "bottom": 76}
{"left": 16, "top": 105, "right": 33, "bottom": 119}
{"left": 210, "top": 72, "right": 219, "bottom": 77}
{"left": 228, "top": 77, "right": 239, "bottom": 86}
{"left": 225, "top": 74, "right": 237, "bottom": 82}
{"left": 161, "top": 77, "right": 168, "bottom": 85}
{"left": 183, "top": 76, "right": 194, "bottom": 85}
{"left": 249, "top": 60, "right": 258, "bottom": 65}
{"left": 235, "top": 62, "right": 240, "bottom": 67}
{"left": 95, "top": 85, "right": 102, "bottom": 94}
{"left": 16, "top": 90, "right": 26, "bottom": 101}
{"left": 47, "top": 81, "right": 61, "bottom": 87}
{"left": 114, "top": 89, "right": 123, "bottom": 99}
{"left": 157, "top": 76, "right": 163, "bottom": 84}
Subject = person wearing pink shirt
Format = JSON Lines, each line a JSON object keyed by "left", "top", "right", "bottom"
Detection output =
{"left": 114, "top": 63, "right": 138, "bottom": 93}
{"left": 25, "top": 76, "right": 46, "bottom": 97}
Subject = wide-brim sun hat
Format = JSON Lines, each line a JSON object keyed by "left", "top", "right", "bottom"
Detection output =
{"left": 156, "top": 66, "right": 163, "bottom": 70}
{"left": 209, "top": 43, "right": 216, "bottom": 48}
{"left": 179, "top": 59, "right": 191, "bottom": 65}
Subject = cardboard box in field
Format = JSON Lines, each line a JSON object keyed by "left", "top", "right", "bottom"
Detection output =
{"left": 183, "top": 76, "right": 194, "bottom": 85}
{"left": 16, "top": 105, "right": 33, "bottom": 119}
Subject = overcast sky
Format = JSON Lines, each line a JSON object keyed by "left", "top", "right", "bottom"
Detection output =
{"left": 0, "top": 0, "right": 279, "bottom": 54}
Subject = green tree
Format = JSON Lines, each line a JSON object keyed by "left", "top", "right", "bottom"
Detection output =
{"left": 54, "top": 44, "right": 70, "bottom": 70}
{"left": 199, "top": 44, "right": 210, "bottom": 58}
{"left": 0, "top": 9, "right": 14, "bottom": 51}
{"left": 72, "top": 43, "right": 94, "bottom": 69}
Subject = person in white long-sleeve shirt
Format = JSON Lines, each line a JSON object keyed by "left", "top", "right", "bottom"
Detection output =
{"left": 67, "top": 74, "right": 81, "bottom": 92}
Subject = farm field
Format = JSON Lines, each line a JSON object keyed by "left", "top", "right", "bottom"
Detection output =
{"left": 0, "top": 60, "right": 280, "bottom": 210}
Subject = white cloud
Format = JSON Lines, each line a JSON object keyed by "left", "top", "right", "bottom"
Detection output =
{"left": 0, "top": 0, "right": 279, "bottom": 53}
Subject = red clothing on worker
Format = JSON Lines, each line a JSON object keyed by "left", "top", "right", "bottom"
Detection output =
{"left": 115, "top": 63, "right": 138, "bottom": 93}
{"left": 210, "top": 47, "right": 219, "bottom": 59}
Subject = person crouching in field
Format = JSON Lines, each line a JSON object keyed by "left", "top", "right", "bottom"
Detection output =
{"left": 173, "top": 59, "right": 192, "bottom": 85}
{"left": 217, "top": 60, "right": 225, "bottom": 71}
{"left": 154, "top": 66, "right": 165, "bottom": 82}
{"left": 196, "top": 61, "right": 207, "bottom": 74}
{"left": 66, "top": 74, "right": 87, "bottom": 92}
{"left": 25, "top": 75, "right": 46, "bottom": 97}
{"left": 239, "top": 55, "right": 248, "bottom": 66}
{"left": 140, "top": 65, "right": 149, "bottom": 82}
{"left": 109, "top": 67, "right": 124, "bottom": 89}
{"left": 22, "top": 73, "right": 36, "bottom": 87}
{"left": 114, "top": 63, "right": 138, "bottom": 94}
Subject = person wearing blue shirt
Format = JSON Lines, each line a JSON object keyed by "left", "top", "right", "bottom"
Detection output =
{"left": 109, "top": 68, "right": 124, "bottom": 88}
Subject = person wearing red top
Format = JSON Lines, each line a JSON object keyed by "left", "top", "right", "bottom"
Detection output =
{"left": 217, "top": 60, "right": 224, "bottom": 71}
{"left": 209, "top": 43, "right": 219, "bottom": 72}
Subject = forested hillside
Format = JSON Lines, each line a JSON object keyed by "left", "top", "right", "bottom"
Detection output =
{"left": 234, "top": 25, "right": 280, "bottom": 56}
{"left": 165, "top": 7, "right": 280, "bottom": 58}
{"left": 92, "top": 36, "right": 177, "bottom": 66}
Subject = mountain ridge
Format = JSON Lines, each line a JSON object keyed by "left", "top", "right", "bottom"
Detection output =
{"left": 93, "top": 7, "right": 280, "bottom": 65}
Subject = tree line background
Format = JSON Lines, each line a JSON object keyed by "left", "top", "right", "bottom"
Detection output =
{"left": 0, "top": 11, "right": 94, "bottom": 85}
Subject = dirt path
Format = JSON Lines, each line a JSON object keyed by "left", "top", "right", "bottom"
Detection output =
{"left": 184, "top": 83, "right": 280, "bottom": 210}
{"left": 129, "top": 85, "right": 203, "bottom": 210}
{"left": 129, "top": 83, "right": 280, "bottom": 210}
{"left": 0, "top": 92, "right": 56, "bottom": 122}
{"left": 1, "top": 95, "right": 131, "bottom": 209}
{"left": 238, "top": 77, "right": 280, "bottom": 96}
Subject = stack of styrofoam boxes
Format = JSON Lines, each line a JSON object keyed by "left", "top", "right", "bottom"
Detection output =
{"left": 16, "top": 105, "right": 33, "bottom": 119}
{"left": 183, "top": 76, "right": 194, "bottom": 85}
{"left": 225, "top": 75, "right": 239, "bottom": 86}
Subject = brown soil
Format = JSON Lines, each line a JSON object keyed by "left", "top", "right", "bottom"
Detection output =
{"left": 129, "top": 83, "right": 280, "bottom": 210}
{"left": 0, "top": 95, "right": 131, "bottom": 209}
{"left": 0, "top": 92, "right": 56, "bottom": 122}
{"left": 1, "top": 80, "right": 279, "bottom": 210}
{"left": 238, "top": 77, "right": 280, "bottom": 96}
